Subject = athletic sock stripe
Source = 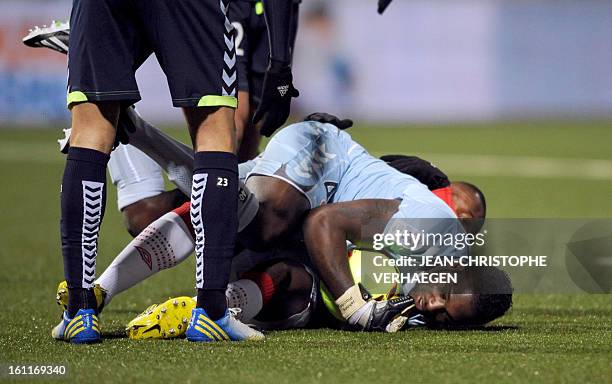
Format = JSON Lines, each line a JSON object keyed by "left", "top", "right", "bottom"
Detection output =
{"left": 191, "top": 174, "right": 207, "bottom": 289}
{"left": 81, "top": 180, "right": 104, "bottom": 288}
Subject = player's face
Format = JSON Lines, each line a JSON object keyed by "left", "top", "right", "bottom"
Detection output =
{"left": 410, "top": 286, "right": 477, "bottom": 327}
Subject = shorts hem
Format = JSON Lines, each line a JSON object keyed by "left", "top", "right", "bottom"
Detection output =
{"left": 116, "top": 180, "right": 166, "bottom": 211}
{"left": 67, "top": 90, "right": 141, "bottom": 109}
{"left": 173, "top": 95, "right": 238, "bottom": 108}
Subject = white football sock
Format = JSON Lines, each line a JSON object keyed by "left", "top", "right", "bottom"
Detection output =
{"left": 95, "top": 211, "right": 195, "bottom": 306}
{"left": 225, "top": 279, "right": 264, "bottom": 322}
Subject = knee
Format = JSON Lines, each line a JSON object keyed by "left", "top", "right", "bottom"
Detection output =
{"left": 70, "top": 102, "right": 120, "bottom": 154}
{"left": 122, "top": 202, "right": 158, "bottom": 237}
{"left": 185, "top": 107, "right": 235, "bottom": 152}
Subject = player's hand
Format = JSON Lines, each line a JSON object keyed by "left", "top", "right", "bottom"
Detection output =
{"left": 253, "top": 60, "right": 299, "bottom": 137}
{"left": 303, "top": 112, "right": 353, "bottom": 130}
{"left": 365, "top": 295, "right": 423, "bottom": 332}
{"left": 378, "top": 0, "right": 393, "bottom": 14}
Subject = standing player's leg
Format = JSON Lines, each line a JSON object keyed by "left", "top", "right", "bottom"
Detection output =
{"left": 140, "top": 0, "right": 262, "bottom": 341}
{"left": 53, "top": 0, "right": 146, "bottom": 344}
{"left": 61, "top": 100, "right": 118, "bottom": 320}
{"left": 184, "top": 106, "right": 239, "bottom": 321}
{"left": 229, "top": 0, "right": 258, "bottom": 161}
{"left": 23, "top": 25, "right": 188, "bottom": 237}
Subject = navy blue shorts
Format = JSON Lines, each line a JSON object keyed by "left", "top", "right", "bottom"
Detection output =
{"left": 67, "top": 0, "right": 237, "bottom": 109}
{"left": 228, "top": 0, "right": 299, "bottom": 106}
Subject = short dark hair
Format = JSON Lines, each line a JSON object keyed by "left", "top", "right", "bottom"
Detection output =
{"left": 459, "top": 181, "right": 487, "bottom": 219}
{"left": 465, "top": 267, "right": 513, "bottom": 326}
{"left": 471, "top": 292, "right": 513, "bottom": 326}
{"left": 455, "top": 181, "right": 487, "bottom": 234}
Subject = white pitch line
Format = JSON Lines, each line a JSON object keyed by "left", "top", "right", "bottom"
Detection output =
{"left": 1, "top": 141, "right": 611, "bottom": 181}
{"left": 372, "top": 152, "right": 612, "bottom": 181}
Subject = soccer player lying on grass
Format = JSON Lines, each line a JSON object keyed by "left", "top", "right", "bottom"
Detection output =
{"left": 123, "top": 255, "right": 512, "bottom": 339}
{"left": 52, "top": 108, "right": 491, "bottom": 334}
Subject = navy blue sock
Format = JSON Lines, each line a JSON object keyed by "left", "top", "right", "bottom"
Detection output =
{"left": 61, "top": 147, "right": 109, "bottom": 317}
{"left": 191, "top": 151, "right": 238, "bottom": 320}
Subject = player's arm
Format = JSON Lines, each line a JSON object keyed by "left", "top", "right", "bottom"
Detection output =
{"left": 303, "top": 199, "right": 400, "bottom": 301}
{"left": 253, "top": 0, "right": 300, "bottom": 137}
{"left": 304, "top": 199, "right": 420, "bottom": 332}
{"left": 263, "top": 0, "right": 294, "bottom": 64}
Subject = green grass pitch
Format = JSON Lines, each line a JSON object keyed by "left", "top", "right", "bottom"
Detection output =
{"left": 0, "top": 121, "right": 611, "bottom": 383}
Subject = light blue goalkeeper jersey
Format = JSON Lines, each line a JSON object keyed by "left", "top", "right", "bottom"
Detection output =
{"left": 242, "top": 120, "right": 456, "bottom": 221}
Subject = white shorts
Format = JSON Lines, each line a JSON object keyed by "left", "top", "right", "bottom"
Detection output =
{"left": 108, "top": 144, "right": 166, "bottom": 210}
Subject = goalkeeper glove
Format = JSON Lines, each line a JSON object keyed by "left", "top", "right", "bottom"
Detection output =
{"left": 253, "top": 60, "right": 299, "bottom": 137}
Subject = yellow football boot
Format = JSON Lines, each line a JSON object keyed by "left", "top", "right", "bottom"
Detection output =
{"left": 56, "top": 281, "right": 106, "bottom": 312}
{"left": 126, "top": 296, "right": 196, "bottom": 340}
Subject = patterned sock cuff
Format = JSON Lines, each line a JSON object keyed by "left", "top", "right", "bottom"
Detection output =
{"left": 194, "top": 151, "right": 238, "bottom": 173}
{"left": 67, "top": 147, "right": 110, "bottom": 165}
